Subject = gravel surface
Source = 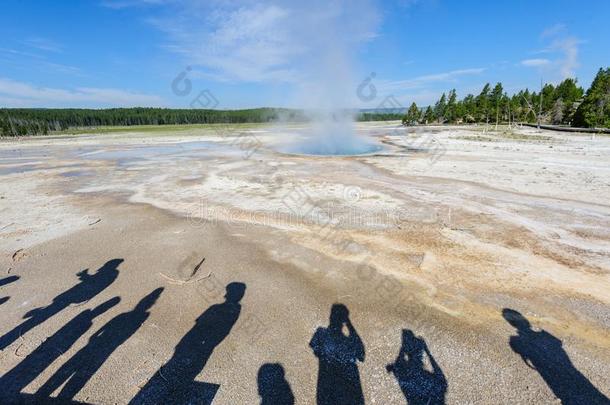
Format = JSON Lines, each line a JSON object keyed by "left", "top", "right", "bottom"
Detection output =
{"left": 0, "top": 123, "right": 608, "bottom": 403}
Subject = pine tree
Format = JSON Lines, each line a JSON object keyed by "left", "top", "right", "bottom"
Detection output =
{"left": 462, "top": 94, "right": 476, "bottom": 123}
{"left": 423, "top": 106, "right": 435, "bottom": 124}
{"left": 574, "top": 68, "right": 610, "bottom": 128}
{"left": 490, "top": 83, "right": 504, "bottom": 128}
{"left": 541, "top": 83, "right": 557, "bottom": 115}
{"left": 476, "top": 84, "right": 491, "bottom": 123}
{"left": 434, "top": 93, "right": 447, "bottom": 123}
{"left": 402, "top": 102, "right": 421, "bottom": 126}
{"left": 554, "top": 78, "right": 583, "bottom": 124}
{"left": 445, "top": 89, "right": 458, "bottom": 123}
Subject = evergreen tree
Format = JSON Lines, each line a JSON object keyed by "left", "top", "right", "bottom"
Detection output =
{"left": 445, "top": 89, "right": 458, "bottom": 123}
{"left": 476, "top": 84, "right": 491, "bottom": 122}
{"left": 434, "top": 93, "right": 447, "bottom": 123}
{"left": 509, "top": 93, "right": 522, "bottom": 124}
{"left": 555, "top": 78, "right": 584, "bottom": 104}
{"left": 541, "top": 83, "right": 557, "bottom": 114}
{"left": 490, "top": 83, "right": 504, "bottom": 127}
{"left": 573, "top": 68, "right": 610, "bottom": 128}
{"left": 423, "top": 106, "right": 435, "bottom": 124}
{"left": 402, "top": 102, "right": 421, "bottom": 126}
{"left": 462, "top": 94, "right": 476, "bottom": 123}
{"left": 554, "top": 78, "right": 583, "bottom": 124}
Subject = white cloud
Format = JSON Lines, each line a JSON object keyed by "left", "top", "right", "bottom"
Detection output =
{"left": 160, "top": 4, "right": 299, "bottom": 83}
{"left": 378, "top": 68, "right": 486, "bottom": 93}
{"left": 522, "top": 26, "right": 581, "bottom": 80}
{"left": 346, "top": 68, "right": 486, "bottom": 108}
{"left": 0, "top": 47, "right": 84, "bottom": 76}
{"left": 0, "top": 78, "right": 164, "bottom": 107}
{"left": 541, "top": 23, "right": 566, "bottom": 38}
{"left": 551, "top": 37, "right": 580, "bottom": 79}
{"left": 521, "top": 58, "right": 551, "bottom": 67}
{"left": 23, "top": 37, "right": 63, "bottom": 53}
{"left": 145, "top": 0, "right": 380, "bottom": 83}
{"left": 394, "top": 90, "right": 442, "bottom": 106}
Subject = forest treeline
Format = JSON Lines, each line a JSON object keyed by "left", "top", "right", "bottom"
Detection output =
{"left": 0, "top": 105, "right": 402, "bottom": 136}
{"left": 0, "top": 108, "right": 307, "bottom": 137}
{"left": 1, "top": 68, "right": 608, "bottom": 136}
{"left": 402, "top": 67, "right": 610, "bottom": 129}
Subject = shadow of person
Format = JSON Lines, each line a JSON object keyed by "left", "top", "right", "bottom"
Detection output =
{"left": 0, "top": 275, "right": 20, "bottom": 287}
{"left": 386, "top": 329, "right": 447, "bottom": 405}
{"left": 35, "top": 288, "right": 163, "bottom": 400}
{"left": 130, "top": 282, "right": 246, "bottom": 405}
{"left": 0, "top": 297, "right": 120, "bottom": 401}
{"left": 503, "top": 308, "right": 609, "bottom": 405}
{"left": 0, "top": 275, "right": 19, "bottom": 305}
{"left": 258, "top": 363, "right": 295, "bottom": 405}
{"left": 0, "top": 259, "right": 121, "bottom": 350}
{"left": 310, "top": 303, "right": 365, "bottom": 405}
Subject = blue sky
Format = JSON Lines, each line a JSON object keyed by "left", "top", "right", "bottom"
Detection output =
{"left": 1, "top": 0, "right": 608, "bottom": 109}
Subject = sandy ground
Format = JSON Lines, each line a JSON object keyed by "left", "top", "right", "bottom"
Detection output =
{"left": 0, "top": 122, "right": 609, "bottom": 404}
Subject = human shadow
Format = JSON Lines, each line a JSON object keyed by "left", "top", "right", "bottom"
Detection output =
{"left": 0, "top": 260, "right": 121, "bottom": 350}
{"left": 386, "top": 329, "right": 447, "bottom": 405}
{"left": 310, "top": 303, "right": 365, "bottom": 405}
{"left": 0, "top": 275, "right": 19, "bottom": 307}
{"left": 130, "top": 282, "right": 246, "bottom": 405}
{"left": 258, "top": 363, "right": 295, "bottom": 405}
{"left": 0, "top": 297, "right": 120, "bottom": 401}
{"left": 503, "top": 308, "right": 609, "bottom": 405}
{"left": 35, "top": 288, "right": 163, "bottom": 400}
{"left": 0, "top": 275, "right": 20, "bottom": 287}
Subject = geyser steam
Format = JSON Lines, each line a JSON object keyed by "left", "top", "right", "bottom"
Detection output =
{"left": 287, "top": 111, "right": 380, "bottom": 156}
{"left": 278, "top": 0, "right": 381, "bottom": 155}
{"left": 149, "top": 1, "right": 381, "bottom": 155}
